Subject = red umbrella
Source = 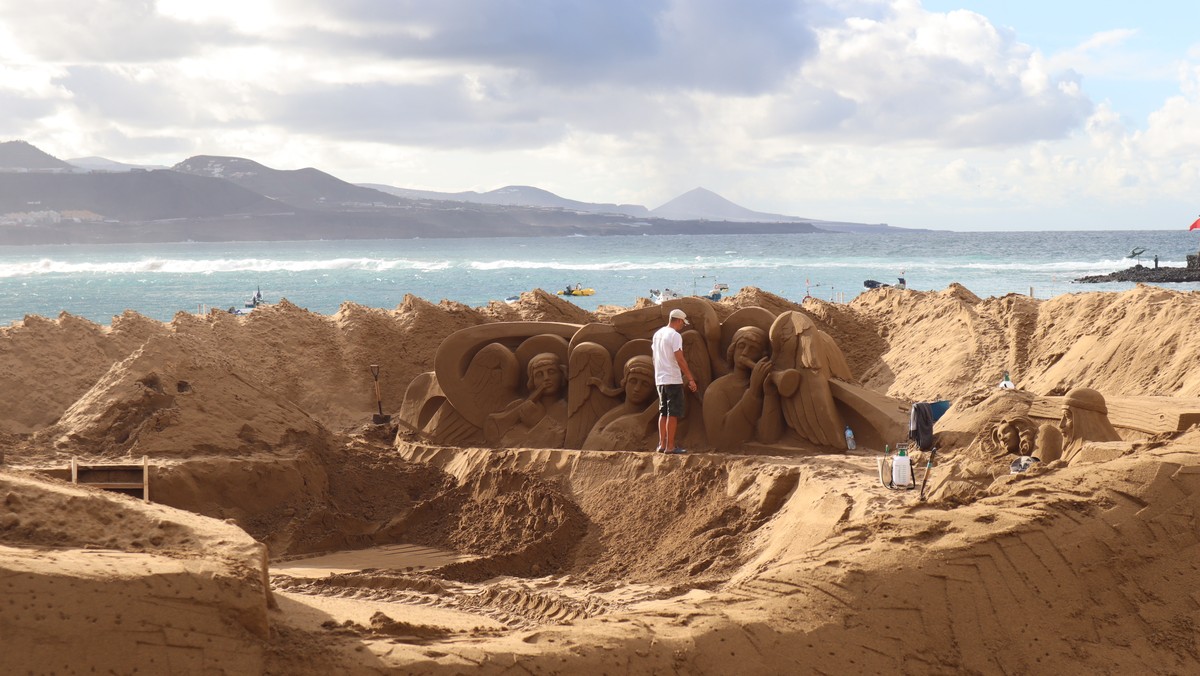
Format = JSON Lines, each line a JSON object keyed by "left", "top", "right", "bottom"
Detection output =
{"left": 1190, "top": 215, "right": 1200, "bottom": 230}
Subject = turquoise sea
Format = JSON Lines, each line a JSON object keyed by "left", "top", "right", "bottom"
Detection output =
{"left": 0, "top": 230, "right": 1196, "bottom": 326}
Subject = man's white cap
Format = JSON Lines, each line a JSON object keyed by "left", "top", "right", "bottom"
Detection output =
{"left": 668, "top": 308, "right": 689, "bottom": 324}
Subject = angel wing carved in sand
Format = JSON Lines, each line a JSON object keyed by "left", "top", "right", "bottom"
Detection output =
{"left": 769, "top": 311, "right": 850, "bottom": 448}
{"left": 565, "top": 341, "right": 619, "bottom": 448}
{"left": 462, "top": 342, "right": 522, "bottom": 421}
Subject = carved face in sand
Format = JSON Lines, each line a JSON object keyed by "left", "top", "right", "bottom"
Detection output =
{"left": 621, "top": 356, "right": 656, "bottom": 406}
{"left": 526, "top": 353, "right": 565, "bottom": 396}
{"left": 996, "top": 420, "right": 1022, "bottom": 454}
{"left": 1058, "top": 387, "right": 1120, "bottom": 454}
{"left": 1059, "top": 408, "right": 1073, "bottom": 438}
{"left": 727, "top": 326, "right": 768, "bottom": 371}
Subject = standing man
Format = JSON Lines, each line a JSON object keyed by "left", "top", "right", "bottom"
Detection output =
{"left": 652, "top": 308, "right": 698, "bottom": 454}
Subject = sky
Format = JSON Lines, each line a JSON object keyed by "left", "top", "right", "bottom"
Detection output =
{"left": 1, "top": 0, "right": 1198, "bottom": 231}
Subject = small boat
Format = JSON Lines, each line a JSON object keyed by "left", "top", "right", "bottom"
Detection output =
{"left": 228, "top": 286, "right": 265, "bottom": 315}
{"left": 650, "top": 288, "right": 681, "bottom": 305}
{"left": 864, "top": 276, "right": 907, "bottom": 290}
{"left": 557, "top": 283, "right": 595, "bottom": 297}
{"left": 504, "top": 295, "right": 520, "bottom": 304}
{"left": 699, "top": 282, "right": 729, "bottom": 301}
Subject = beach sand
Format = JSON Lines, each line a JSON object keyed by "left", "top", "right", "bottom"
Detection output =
{"left": 2, "top": 284, "right": 1199, "bottom": 674}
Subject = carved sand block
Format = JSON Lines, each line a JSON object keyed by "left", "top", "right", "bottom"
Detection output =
{"left": 703, "top": 308, "right": 907, "bottom": 453}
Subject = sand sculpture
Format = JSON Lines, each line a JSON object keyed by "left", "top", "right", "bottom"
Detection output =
{"left": 581, "top": 355, "right": 659, "bottom": 451}
{"left": 400, "top": 302, "right": 908, "bottom": 452}
{"left": 1057, "top": 386, "right": 1122, "bottom": 463}
{"left": 983, "top": 387, "right": 1122, "bottom": 465}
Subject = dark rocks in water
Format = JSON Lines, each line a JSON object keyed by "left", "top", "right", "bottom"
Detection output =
{"left": 1075, "top": 264, "right": 1200, "bottom": 284}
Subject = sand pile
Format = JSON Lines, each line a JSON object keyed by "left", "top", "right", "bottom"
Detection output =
{"left": 3, "top": 283, "right": 1200, "bottom": 673}
{"left": 0, "top": 470, "right": 271, "bottom": 674}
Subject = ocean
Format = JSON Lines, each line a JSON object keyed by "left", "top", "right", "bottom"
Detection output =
{"left": 0, "top": 230, "right": 1196, "bottom": 326}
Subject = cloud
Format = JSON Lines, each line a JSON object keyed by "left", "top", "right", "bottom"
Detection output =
{"left": 284, "top": 0, "right": 819, "bottom": 94}
{"left": 787, "top": 4, "right": 1094, "bottom": 146}
{"left": 0, "top": 0, "right": 238, "bottom": 62}
{"left": 6, "top": 0, "right": 1196, "bottom": 231}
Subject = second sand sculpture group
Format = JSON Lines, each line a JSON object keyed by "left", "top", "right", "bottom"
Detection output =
{"left": 988, "top": 387, "right": 1122, "bottom": 465}
{"left": 399, "top": 300, "right": 909, "bottom": 453}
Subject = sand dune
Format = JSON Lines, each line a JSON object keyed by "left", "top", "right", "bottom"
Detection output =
{"left": 2, "top": 284, "right": 1199, "bottom": 673}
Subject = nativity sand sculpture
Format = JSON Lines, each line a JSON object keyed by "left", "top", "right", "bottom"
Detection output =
{"left": 399, "top": 300, "right": 909, "bottom": 453}
{"left": 982, "top": 387, "right": 1122, "bottom": 465}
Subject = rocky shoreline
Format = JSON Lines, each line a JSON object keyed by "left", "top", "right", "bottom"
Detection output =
{"left": 1075, "top": 264, "right": 1200, "bottom": 283}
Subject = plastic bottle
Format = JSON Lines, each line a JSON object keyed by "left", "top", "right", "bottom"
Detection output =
{"left": 892, "top": 448, "right": 913, "bottom": 487}
{"left": 844, "top": 426, "right": 856, "bottom": 450}
{"left": 998, "top": 370, "right": 1015, "bottom": 390}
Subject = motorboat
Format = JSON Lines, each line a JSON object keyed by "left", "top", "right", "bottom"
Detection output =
{"left": 649, "top": 288, "right": 682, "bottom": 304}
{"left": 228, "top": 286, "right": 265, "bottom": 315}
{"left": 557, "top": 283, "right": 595, "bottom": 297}
{"left": 699, "top": 282, "right": 729, "bottom": 301}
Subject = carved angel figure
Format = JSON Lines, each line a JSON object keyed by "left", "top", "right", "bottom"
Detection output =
{"left": 702, "top": 326, "right": 784, "bottom": 450}
{"left": 582, "top": 355, "right": 659, "bottom": 451}
{"left": 484, "top": 352, "right": 569, "bottom": 448}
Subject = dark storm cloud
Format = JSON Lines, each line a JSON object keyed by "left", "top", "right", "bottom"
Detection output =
{"left": 294, "top": 0, "right": 819, "bottom": 95}
{"left": 0, "top": 0, "right": 237, "bottom": 61}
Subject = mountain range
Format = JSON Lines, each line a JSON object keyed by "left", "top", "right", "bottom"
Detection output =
{"left": 0, "top": 140, "right": 906, "bottom": 245}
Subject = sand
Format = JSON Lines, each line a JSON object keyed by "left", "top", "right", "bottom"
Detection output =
{"left": 2, "top": 283, "right": 1200, "bottom": 674}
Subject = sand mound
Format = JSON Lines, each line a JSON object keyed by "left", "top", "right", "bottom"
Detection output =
{"left": 0, "top": 311, "right": 167, "bottom": 434}
{"left": 39, "top": 331, "right": 330, "bottom": 459}
{"left": 0, "top": 470, "right": 271, "bottom": 674}
{"left": 478, "top": 288, "right": 596, "bottom": 324}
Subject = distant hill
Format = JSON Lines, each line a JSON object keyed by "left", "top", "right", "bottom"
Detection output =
{"left": 652, "top": 187, "right": 807, "bottom": 222}
{"left": 174, "top": 156, "right": 407, "bottom": 211}
{"left": 363, "top": 183, "right": 651, "bottom": 217}
{"left": 0, "top": 140, "right": 75, "bottom": 172}
{"left": 0, "top": 141, "right": 916, "bottom": 245}
{"left": 0, "top": 169, "right": 286, "bottom": 221}
{"left": 66, "top": 156, "right": 168, "bottom": 172}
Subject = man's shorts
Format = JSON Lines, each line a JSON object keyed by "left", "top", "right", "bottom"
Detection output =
{"left": 657, "top": 383, "right": 685, "bottom": 418}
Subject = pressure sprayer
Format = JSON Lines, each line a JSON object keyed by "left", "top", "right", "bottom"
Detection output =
{"left": 877, "top": 443, "right": 934, "bottom": 493}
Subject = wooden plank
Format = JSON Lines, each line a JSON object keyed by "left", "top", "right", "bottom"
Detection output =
{"left": 70, "top": 456, "right": 151, "bottom": 502}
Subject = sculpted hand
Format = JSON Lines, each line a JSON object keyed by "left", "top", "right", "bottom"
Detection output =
{"left": 750, "top": 357, "right": 772, "bottom": 391}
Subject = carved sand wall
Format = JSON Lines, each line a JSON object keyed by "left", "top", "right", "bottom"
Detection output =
{"left": 400, "top": 301, "right": 909, "bottom": 453}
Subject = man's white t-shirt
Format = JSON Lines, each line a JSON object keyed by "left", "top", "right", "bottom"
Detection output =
{"left": 652, "top": 325, "right": 683, "bottom": 385}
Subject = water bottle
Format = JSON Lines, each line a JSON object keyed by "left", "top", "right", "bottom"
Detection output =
{"left": 844, "top": 426, "right": 856, "bottom": 450}
{"left": 998, "top": 370, "right": 1015, "bottom": 390}
{"left": 892, "top": 448, "right": 913, "bottom": 487}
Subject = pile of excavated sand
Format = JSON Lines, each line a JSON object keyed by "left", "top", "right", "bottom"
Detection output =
{"left": 3, "top": 283, "right": 1200, "bottom": 673}
{"left": 0, "top": 470, "right": 270, "bottom": 674}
